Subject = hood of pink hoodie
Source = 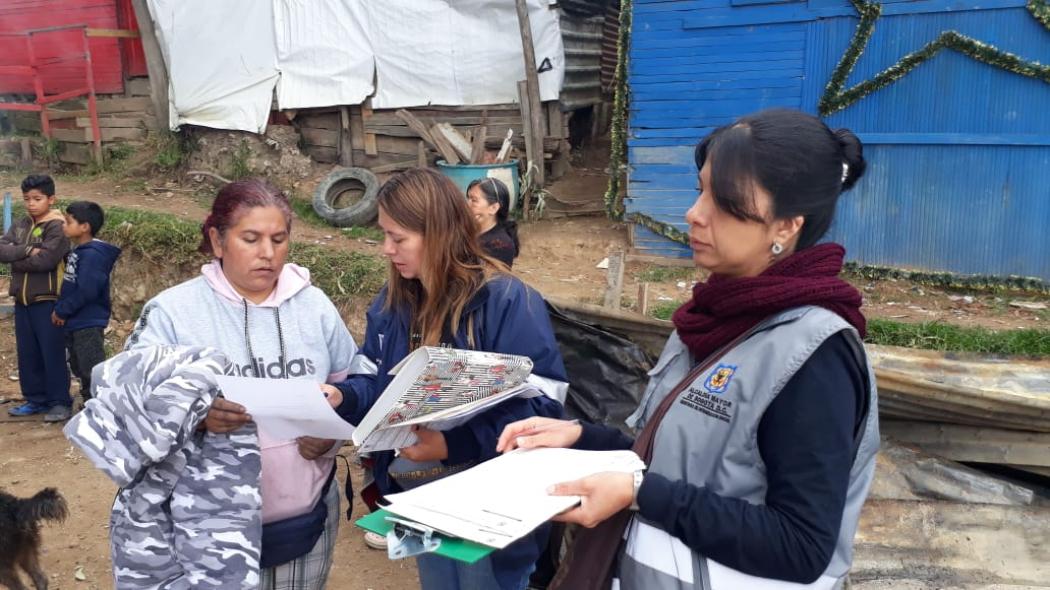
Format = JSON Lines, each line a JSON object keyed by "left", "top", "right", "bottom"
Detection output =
{"left": 201, "top": 259, "right": 312, "bottom": 307}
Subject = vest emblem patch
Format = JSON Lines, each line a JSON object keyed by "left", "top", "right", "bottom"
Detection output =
{"left": 704, "top": 364, "right": 737, "bottom": 394}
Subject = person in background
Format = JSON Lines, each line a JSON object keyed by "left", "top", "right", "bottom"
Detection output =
{"left": 332, "top": 168, "right": 567, "bottom": 590}
{"left": 125, "top": 179, "right": 357, "bottom": 590}
{"left": 499, "top": 109, "right": 880, "bottom": 590}
{"left": 52, "top": 201, "right": 121, "bottom": 403}
{"left": 466, "top": 177, "right": 519, "bottom": 267}
{"left": 0, "top": 174, "right": 72, "bottom": 422}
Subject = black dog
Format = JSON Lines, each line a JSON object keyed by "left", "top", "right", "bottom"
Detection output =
{"left": 0, "top": 488, "right": 67, "bottom": 590}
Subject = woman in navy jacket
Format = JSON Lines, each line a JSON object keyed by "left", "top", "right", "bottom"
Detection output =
{"left": 332, "top": 168, "right": 567, "bottom": 590}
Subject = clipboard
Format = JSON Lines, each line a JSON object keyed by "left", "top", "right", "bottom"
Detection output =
{"left": 355, "top": 509, "right": 495, "bottom": 564}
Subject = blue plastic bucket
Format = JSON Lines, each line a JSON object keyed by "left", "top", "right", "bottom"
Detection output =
{"left": 435, "top": 160, "right": 520, "bottom": 211}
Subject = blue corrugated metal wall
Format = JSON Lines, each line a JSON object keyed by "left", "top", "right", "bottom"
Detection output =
{"left": 626, "top": 0, "right": 1050, "bottom": 278}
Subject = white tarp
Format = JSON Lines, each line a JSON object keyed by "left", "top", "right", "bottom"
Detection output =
{"left": 149, "top": 0, "right": 278, "bottom": 133}
{"left": 366, "top": 0, "right": 564, "bottom": 108}
{"left": 147, "top": 0, "right": 565, "bottom": 132}
{"left": 274, "top": 0, "right": 375, "bottom": 110}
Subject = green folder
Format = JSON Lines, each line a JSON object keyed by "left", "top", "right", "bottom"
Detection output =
{"left": 354, "top": 508, "right": 495, "bottom": 564}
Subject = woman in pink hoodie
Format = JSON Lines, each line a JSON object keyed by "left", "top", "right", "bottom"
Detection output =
{"left": 125, "top": 179, "right": 358, "bottom": 590}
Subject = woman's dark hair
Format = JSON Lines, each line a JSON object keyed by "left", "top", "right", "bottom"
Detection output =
{"left": 466, "top": 177, "right": 519, "bottom": 253}
{"left": 694, "top": 108, "right": 866, "bottom": 250}
{"left": 198, "top": 179, "right": 293, "bottom": 255}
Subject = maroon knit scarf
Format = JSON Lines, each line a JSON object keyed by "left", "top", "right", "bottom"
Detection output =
{"left": 672, "top": 243, "right": 866, "bottom": 361}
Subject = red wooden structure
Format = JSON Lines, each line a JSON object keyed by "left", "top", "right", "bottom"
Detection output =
{"left": 0, "top": 26, "right": 102, "bottom": 163}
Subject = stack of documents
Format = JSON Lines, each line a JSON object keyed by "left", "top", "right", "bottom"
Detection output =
{"left": 352, "top": 347, "right": 540, "bottom": 453}
{"left": 381, "top": 447, "right": 646, "bottom": 549}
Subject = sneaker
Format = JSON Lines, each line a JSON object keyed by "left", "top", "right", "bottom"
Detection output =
{"left": 7, "top": 402, "right": 49, "bottom": 417}
{"left": 43, "top": 405, "right": 72, "bottom": 423}
{"left": 363, "top": 530, "right": 388, "bottom": 550}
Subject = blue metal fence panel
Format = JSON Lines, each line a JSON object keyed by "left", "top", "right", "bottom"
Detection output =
{"left": 627, "top": 0, "right": 1050, "bottom": 277}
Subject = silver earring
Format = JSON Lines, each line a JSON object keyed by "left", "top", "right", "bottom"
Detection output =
{"left": 771, "top": 242, "right": 784, "bottom": 256}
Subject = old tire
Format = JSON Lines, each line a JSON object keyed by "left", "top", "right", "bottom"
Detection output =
{"left": 312, "top": 167, "right": 380, "bottom": 227}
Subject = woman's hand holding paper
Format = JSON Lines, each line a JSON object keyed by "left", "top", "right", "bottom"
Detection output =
{"left": 399, "top": 427, "right": 449, "bottom": 462}
{"left": 496, "top": 417, "right": 582, "bottom": 453}
{"left": 548, "top": 471, "right": 634, "bottom": 528}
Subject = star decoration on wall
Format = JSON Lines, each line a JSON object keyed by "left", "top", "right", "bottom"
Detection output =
{"left": 819, "top": 0, "right": 1050, "bottom": 116}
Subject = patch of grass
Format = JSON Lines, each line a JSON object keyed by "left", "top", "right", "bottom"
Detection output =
{"left": 100, "top": 207, "right": 206, "bottom": 267}
{"left": 288, "top": 243, "right": 387, "bottom": 300}
{"left": 637, "top": 266, "right": 696, "bottom": 284}
{"left": 228, "top": 139, "right": 253, "bottom": 180}
{"left": 289, "top": 196, "right": 329, "bottom": 229}
{"left": 866, "top": 319, "right": 1050, "bottom": 357}
{"left": 648, "top": 300, "right": 682, "bottom": 321}
{"left": 341, "top": 226, "right": 384, "bottom": 241}
{"left": 153, "top": 131, "right": 194, "bottom": 170}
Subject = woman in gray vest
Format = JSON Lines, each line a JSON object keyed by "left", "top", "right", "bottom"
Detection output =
{"left": 498, "top": 109, "right": 880, "bottom": 590}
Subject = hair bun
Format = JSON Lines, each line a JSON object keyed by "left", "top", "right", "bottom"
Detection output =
{"left": 834, "top": 128, "right": 867, "bottom": 190}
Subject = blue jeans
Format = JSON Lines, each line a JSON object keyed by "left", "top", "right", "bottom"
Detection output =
{"left": 416, "top": 553, "right": 533, "bottom": 590}
{"left": 14, "top": 302, "right": 71, "bottom": 408}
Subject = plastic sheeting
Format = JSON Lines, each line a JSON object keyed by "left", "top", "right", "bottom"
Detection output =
{"left": 146, "top": 0, "right": 564, "bottom": 132}
{"left": 366, "top": 0, "right": 564, "bottom": 109}
{"left": 547, "top": 302, "right": 653, "bottom": 432}
{"left": 149, "top": 0, "right": 278, "bottom": 133}
{"left": 274, "top": 0, "right": 374, "bottom": 110}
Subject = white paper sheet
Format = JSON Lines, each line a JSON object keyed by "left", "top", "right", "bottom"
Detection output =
{"left": 385, "top": 448, "right": 645, "bottom": 548}
{"left": 215, "top": 376, "right": 355, "bottom": 440}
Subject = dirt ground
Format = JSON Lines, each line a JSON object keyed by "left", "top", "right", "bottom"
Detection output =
{"left": 0, "top": 160, "right": 1047, "bottom": 589}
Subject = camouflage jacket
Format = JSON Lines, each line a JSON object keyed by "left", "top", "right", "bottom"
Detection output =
{"left": 64, "top": 346, "right": 262, "bottom": 589}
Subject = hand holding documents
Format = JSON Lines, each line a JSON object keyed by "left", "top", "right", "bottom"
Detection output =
{"left": 215, "top": 375, "right": 355, "bottom": 440}
{"left": 381, "top": 448, "right": 646, "bottom": 550}
{"left": 352, "top": 346, "right": 542, "bottom": 453}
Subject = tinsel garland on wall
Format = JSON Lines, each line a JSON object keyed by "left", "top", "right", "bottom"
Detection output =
{"left": 820, "top": 0, "right": 1050, "bottom": 115}
{"left": 604, "top": 0, "right": 632, "bottom": 219}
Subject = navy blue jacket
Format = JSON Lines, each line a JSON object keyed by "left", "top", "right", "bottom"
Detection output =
{"left": 55, "top": 239, "right": 121, "bottom": 332}
{"left": 335, "top": 274, "right": 566, "bottom": 588}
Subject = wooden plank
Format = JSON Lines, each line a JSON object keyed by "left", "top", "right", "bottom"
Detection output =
{"left": 76, "top": 116, "right": 154, "bottom": 129}
{"left": 369, "top": 113, "right": 521, "bottom": 128}
{"left": 515, "top": 0, "right": 545, "bottom": 187}
{"left": 95, "top": 97, "right": 152, "bottom": 114}
{"left": 303, "top": 145, "right": 338, "bottom": 163}
{"left": 58, "top": 143, "right": 93, "bottom": 165}
{"left": 126, "top": 77, "right": 151, "bottom": 97}
{"left": 434, "top": 123, "right": 473, "bottom": 161}
{"left": 86, "top": 28, "right": 140, "bottom": 38}
{"left": 301, "top": 127, "right": 339, "bottom": 148}
{"left": 369, "top": 159, "right": 418, "bottom": 174}
{"left": 52, "top": 128, "right": 91, "bottom": 143}
{"left": 46, "top": 109, "right": 90, "bottom": 120}
{"left": 495, "top": 129, "right": 514, "bottom": 163}
{"left": 603, "top": 251, "right": 626, "bottom": 309}
{"left": 517, "top": 81, "right": 535, "bottom": 219}
{"left": 626, "top": 252, "right": 696, "bottom": 268}
{"left": 298, "top": 112, "right": 341, "bottom": 131}
{"left": 361, "top": 103, "right": 377, "bottom": 156}
{"left": 339, "top": 106, "right": 354, "bottom": 167}
{"left": 545, "top": 101, "right": 564, "bottom": 139}
{"left": 393, "top": 109, "right": 438, "bottom": 148}
{"left": 130, "top": 0, "right": 169, "bottom": 130}
{"left": 418, "top": 141, "right": 428, "bottom": 168}
{"left": 365, "top": 124, "right": 525, "bottom": 140}
{"left": 881, "top": 420, "right": 1050, "bottom": 468}
{"left": 100, "top": 127, "right": 146, "bottom": 141}
{"left": 428, "top": 124, "right": 461, "bottom": 164}
{"left": 470, "top": 110, "right": 488, "bottom": 164}
{"left": 349, "top": 105, "right": 366, "bottom": 151}
{"left": 637, "top": 282, "right": 650, "bottom": 316}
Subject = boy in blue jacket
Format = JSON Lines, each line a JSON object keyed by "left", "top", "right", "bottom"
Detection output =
{"left": 52, "top": 201, "right": 121, "bottom": 401}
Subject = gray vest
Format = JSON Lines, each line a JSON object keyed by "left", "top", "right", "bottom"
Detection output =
{"left": 617, "top": 306, "right": 880, "bottom": 590}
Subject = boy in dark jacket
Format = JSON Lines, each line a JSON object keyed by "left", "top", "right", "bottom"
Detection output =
{"left": 0, "top": 174, "right": 71, "bottom": 421}
{"left": 52, "top": 201, "right": 120, "bottom": 402}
